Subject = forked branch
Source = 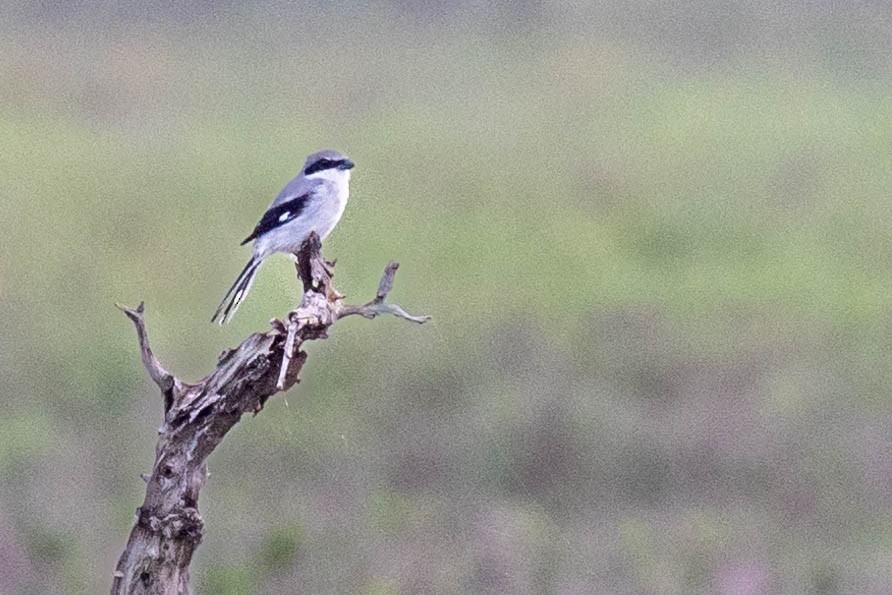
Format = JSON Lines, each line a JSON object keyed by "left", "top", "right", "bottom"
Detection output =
{"left": 338, "top": 261, "right": 432, "bottom": 324}
{"left": 111, "top": 233, "right": 428, "bottom": 595}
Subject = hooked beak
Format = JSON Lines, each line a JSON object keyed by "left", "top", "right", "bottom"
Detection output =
{"left": 339, "top": 159, "right": 355, "bottom": 170}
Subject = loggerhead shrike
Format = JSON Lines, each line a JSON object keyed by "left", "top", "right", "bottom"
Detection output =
{"left": 211, "top": 149, "right": 355, "bottom": 324}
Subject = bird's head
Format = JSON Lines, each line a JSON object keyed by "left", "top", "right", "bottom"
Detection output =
{"left": 302, "top": 149, "right": 355, "bottom": 182}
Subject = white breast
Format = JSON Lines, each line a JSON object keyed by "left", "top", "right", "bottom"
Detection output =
{"left": 254, "top": 171, "right": 350, "bottom": 258}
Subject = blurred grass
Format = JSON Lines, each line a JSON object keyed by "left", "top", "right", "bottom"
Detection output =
{"left": 1, "top": 3, "right": 891, "bottom": 593}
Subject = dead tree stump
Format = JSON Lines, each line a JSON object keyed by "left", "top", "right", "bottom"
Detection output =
{"left": 110, "top": 233, "right": 429, "bottom": 594}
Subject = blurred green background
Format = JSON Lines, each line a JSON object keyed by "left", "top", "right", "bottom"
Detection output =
{"left": 2, "top": 2, "right": 891, "bottom": 593}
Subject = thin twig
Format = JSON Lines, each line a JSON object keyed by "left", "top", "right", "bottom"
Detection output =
{"left": 115, "top": 301, "right": 176, "bottom": 409}
{"left": 338, "top": 301, "right": 431, "bottom": 323}
{"left": 375, "top": 261, "right": 400, "bottom": 301}
{"left": 337, "top": 260, "right": 431, "bottom": 324}
{"left": 276, "top": 316, "right": 300, "bottom": 390}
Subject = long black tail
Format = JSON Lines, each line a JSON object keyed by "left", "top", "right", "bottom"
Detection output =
{"left": 211, "top": 257, "right": 262, "bottom": 324}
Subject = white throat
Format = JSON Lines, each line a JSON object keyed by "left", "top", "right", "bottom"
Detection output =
{"left": 305, "top": 168, "right": 351, "bottom": 184}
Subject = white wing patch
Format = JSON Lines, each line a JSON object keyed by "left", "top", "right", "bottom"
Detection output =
{"left": 278, "top": 211, "right": 291, "bottom": 222}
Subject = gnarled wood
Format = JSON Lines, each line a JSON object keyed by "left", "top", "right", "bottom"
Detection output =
{"left": 111, "top": 233, "right": 428, "bottom": 594}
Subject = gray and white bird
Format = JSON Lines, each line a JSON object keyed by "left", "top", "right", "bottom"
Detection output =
{"left": 211, "top": 149, "right": 355, "bottom": 324}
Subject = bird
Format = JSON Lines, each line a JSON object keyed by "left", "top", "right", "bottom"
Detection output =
{"left": 211, "top": 149, "right": 355, "bottom": 324}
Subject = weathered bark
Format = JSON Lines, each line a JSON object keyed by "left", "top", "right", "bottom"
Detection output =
{"left": 111, "top": 233, "right": 428, "bottom": 595}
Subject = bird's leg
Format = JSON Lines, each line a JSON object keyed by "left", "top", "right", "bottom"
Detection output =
{"left": 294, "top": 234, "right": 344, "bottom": 302}
{"left": 323, "top": 258, "right": 337, "bottom": 277}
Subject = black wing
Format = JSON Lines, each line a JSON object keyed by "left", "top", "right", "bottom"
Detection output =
{"left": 240, "top": 192, "right": 310, "bottom": 245}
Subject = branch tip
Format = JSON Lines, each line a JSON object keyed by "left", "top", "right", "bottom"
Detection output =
{"left": 118, "top": 301, "right": 176, "bottom": 398}
{"left": 115, "top": 301, "right": 145, "bottom": 322}
{"left": 376, "top": 261, "right": 400, "bottom": 301}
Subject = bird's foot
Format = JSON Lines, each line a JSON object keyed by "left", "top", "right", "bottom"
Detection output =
{"left": 324, "top": 258, "right": 337, "bottom": 276}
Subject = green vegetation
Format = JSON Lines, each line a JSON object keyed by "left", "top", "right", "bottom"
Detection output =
{"left": 1, "top": 4, "right": 890, "bottom": 593}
